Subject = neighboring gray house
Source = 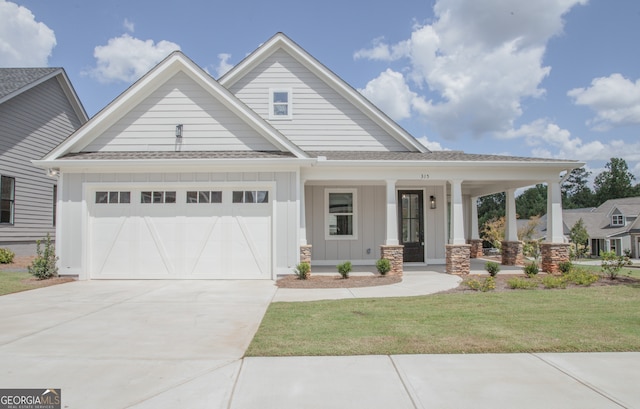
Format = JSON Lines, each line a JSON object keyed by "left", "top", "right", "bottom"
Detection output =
{"left": 0, "top": 68, "right": 88, "bottom": 254}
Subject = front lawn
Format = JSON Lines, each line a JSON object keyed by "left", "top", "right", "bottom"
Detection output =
{"left": 247, "top": 285, "right": 640, "bottom": 356}
{"left": 0, "top": 271, "right": 73, "bottom": 296}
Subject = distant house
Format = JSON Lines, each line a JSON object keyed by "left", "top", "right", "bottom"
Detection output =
{"left": 0, "top": 68, "right": 88, "bottom": 254}
{"left": 563, "top": 197, "right": 640, "bottom": 258}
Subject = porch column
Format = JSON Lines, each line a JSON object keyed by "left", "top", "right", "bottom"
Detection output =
{"left": 541, "top": 180, "right": 570, "bottom": 273}
{"left": 502, "top": 188, "right": 523, "bottom": 265}
{"left": 446, "top": 180, "right": 470, "bottom": 274}
{"left": 468, "top": 196, "right": 483, "bottom": 258}
{"left": 381, "top": 179, "right": 403, "bottom": 276}
{"left": 298, "top": 177, "right": 312, "bottom": 268}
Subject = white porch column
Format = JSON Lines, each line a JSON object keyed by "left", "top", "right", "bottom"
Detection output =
{"left": 299, "top": 177, "right": 307, "bottom": 245}
{"left": 546, "top": 180, "right": 564, "bottom": 243}
{"left": 385, "top": 179, "right": 399, "bottom": 245}
{"left": 470, "top": 196, "right": 480, "bottom": 240}
{"left": 505, "top": 188, "right": 518, "bottom": 241}
{"left": 450, "top": 180, "right": 466, "bottom": 245}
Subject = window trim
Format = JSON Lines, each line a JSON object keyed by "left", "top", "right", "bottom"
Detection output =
{"left": 268, "top": 88, "right": 292, "bottom": 120}
{"left": 0, "top": 175, "right": 15, "bottom": 225}
{"left": 611, "top": 214, "right": 624, "bottom": 226}
{"left": 325, "top": 188, "right": 357, "bottom": 240}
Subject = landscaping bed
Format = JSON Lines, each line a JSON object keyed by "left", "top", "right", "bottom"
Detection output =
{"left": 277, "top": 274, "right": 402, "bottom": 288}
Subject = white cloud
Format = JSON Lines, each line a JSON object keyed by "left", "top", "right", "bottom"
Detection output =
{"left": 359, "top": 69, "right": 418, "bottom": 121}
{"left": 568, "top": 73, "right": 640, "bottom": 130}
{"left": 0, "top": 0, "right": 56, "bottom": 66}
{"left": 86, "top": 34, "right": 180, "bottom": 83}
{"left": 214, "top": 53, "right": 234, "bottom": 78}
{"left": 355, "top": 0, "right": 587, "bottom": 139}
{"left": 416, "top": 136, "right": 449, "bottom": 151}
{"left": 123, "top": 18, "right": 135, "bottom": 33}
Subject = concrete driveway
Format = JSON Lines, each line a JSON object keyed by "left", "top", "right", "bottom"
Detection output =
{"left": 0, "top": 280, "right": 276, "bottom": 408}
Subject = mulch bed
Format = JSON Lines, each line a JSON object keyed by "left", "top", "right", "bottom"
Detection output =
{"left": 0, "top": 256, "right": 35, "bottom": 271}
{"left": 276, "top": 274, "right": 402, "bottom": 288}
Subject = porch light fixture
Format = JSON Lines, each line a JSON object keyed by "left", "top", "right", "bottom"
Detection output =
{"left": 430, "top": 195, "right": 436, "bottom": 209}
{"left": 48, "top": 168, "right": 60, "bottom": 177}
{"left": 175, "top": 124, "right": 183, "bottom": 138}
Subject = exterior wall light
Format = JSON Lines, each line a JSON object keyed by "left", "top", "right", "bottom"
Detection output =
{"left": 430, "top": 195, "right": 436, "bottom": 209}
{"left": 175, "top": 124, "right": 183, "bottom": 138}
{"left": 48, "top": 168, "right": 60, "bottom": 177}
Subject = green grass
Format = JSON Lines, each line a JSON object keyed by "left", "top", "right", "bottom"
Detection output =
{"left": 576, "top": 263, "right": 640, "bottom": 279}
{"left": 0, "top": 271, "right": 71, "bottom": 296}
{"left": 247, "top": 286, "right": 640, "bottom": 356}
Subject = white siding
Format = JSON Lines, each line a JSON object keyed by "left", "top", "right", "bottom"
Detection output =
{"left": 83, "top": 72, "right": 278, "bottom": 152}
{"left": 0, "top": 76, "right": 85, "bottom": 244}
{"left": 230, "top": 50, "right": 408, "bottom": 152}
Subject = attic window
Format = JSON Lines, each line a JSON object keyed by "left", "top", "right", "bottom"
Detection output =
{"left": 612, "top": 214, "right": 624, "bottom": 226}
{"left": 269, "top": 89, "right": 292, "bottom": 119}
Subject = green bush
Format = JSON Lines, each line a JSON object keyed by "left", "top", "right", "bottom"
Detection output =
{"left": 28, "top": 234, "right": 58, "bottom": 280}
{"left": 484, "top": 261, "right": 501, "bottom": 277}
{"left": 293, "top": 262, "right": 311, "bottom": 280}
{"left": 0, "top": 248, "right": 15, "bottom": 264}
{"left": 463, "top": 276, "right": 496, "bottom": 292}
{"left": 337, "top": 261, "right": 352, "bottom": 279}
{"left": 375, "top": 258, "right": 391, "bottom": 276}
{"left": 507, "top": 277, "right": 539, "bottom": 290}
{"left": 565, "top": 268, "right": 599, "bottom": 286}
{"left": 523, "top": 262, "right": 539, "bottom": 277}
{"left": 600, "top": 250, "right": 632, "bottom": 279}
{"left": 558, "top": 261, "right": 572, "bottom": 275}
{"left": 542, "top": 275, "right": 568, "bottom": 289}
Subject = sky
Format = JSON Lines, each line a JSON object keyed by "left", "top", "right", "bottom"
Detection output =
{"left": 2, "top": 0, "right": 640, "bottom": 186}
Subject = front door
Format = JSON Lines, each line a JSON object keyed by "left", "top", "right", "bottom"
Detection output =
{"left": 398, "top": 190, "right": 424, "bottom": 262}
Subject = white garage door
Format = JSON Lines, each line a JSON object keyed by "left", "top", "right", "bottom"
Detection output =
{"left": 88, "top": 187, "right": 271, "bottom": 279}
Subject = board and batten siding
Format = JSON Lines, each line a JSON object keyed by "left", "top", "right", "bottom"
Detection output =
{"left": 0, "top": 76, "right": 84, "bottom": 244}
{"left": 230, "top": 49, "right": 409, "bottom": 152}
{"left": 57, "top": 171, "right": 298, "bottom": 277}
{"left": 83, "top": 72, "right": 279, "bottom": 152}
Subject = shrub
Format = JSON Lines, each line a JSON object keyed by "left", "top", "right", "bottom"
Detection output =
{"left": 600, "top": 250, "right": 632, "bottom": 280}
{"left": 484, "top": 261, "right": 500, "bottom": 277}
{"left": 28, "top": 234, "right": 58, "bottom": 280}
{"left": 542, "top": 275, "right": 568, "bottom": 289}
{"left": 293, "top": 262, "right": 311, "bottom": 280}
{"left": 507, "top": 277, "right": 539, "bottom": 290}
{"left": 0, "top": 248, "right": 15, "bottom": 264}
{"left": 375, "top": 258, "right": 391, "bottom": 276}
{"left": 463, "top": 276, "right": 496, "bottom": 292}
{"left": 565, "top": 268, "right": 600, "bottom": 286}
{"left": 523, "top": 262, "right": 539, "bottom": 277}
{"left": 337, "top": 261, "right": 352, "bottom": 279}
{"left": 558, "top": 261, "right": 572, "bottom": 275}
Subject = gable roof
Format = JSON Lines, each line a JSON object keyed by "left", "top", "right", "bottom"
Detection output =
{"left": 0, "top": 67, "right": 87, "bottom": 121}
{"left": 562, "top": 197, "right": 640, "bottom": 238}
{"left": 42, "top": 51, "right": 308, "bottom": 161}
{"left": 219, "top": 32, "right": 427, "bottom": 153}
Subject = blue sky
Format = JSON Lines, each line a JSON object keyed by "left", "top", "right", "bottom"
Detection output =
{"left": 2, "top": 0, "right": 640, "bottom": 185}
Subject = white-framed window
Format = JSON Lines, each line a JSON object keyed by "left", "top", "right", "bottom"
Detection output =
{"left": 611, "top": 214, "right": 624, "bottom": 226}
{"left": 141, "top": 191, "right": 176, "bottom": 204}
{"left": 96, "top": 191, "right": 131, "bottom": 204}
{"left": 325, "top": 188, "right": 357, "bottom": 240}
{"left": 186, "top": 191, "right": 222, "bottom": 204}
{"left": 232, "top": 190, "right": 269, "bottom": 204}
{"left": 0, "top": 175, "right": 15, "bottom": 224}
{"left": 269, "top": 89, "right": 292, "bottom": 120}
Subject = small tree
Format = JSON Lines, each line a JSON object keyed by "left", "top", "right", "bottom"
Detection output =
{"left": 28, "top": 234, "right": 59, "bottom": 280}
{"left": 569, "top": 218, "right": 589, "bottom": 260}
{"left": 480, "top": 217, "right": 505, "bottom": 251}
{"left": 600, "top": 250, "right": 632, "bottom": 279}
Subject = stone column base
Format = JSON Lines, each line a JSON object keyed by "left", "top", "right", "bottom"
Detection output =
{"left": 541, "top": 243, "right": 570, "bottom": 274}
{"left": 501, "top": 240, "right": 524, "bottom": 266}
{"left": 300, "top": 245, "right": 312, "bottom": 275}
{"left": 380, "top": 245, "right": 404, "bottom": 276}
{"left": 468, "top": 239, "right": 483, "bottom": 258}
{"left": 446, "top": 244, "right": 471, "bottom": 275}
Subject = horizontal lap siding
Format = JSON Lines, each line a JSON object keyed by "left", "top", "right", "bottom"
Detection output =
{"left": 84, "top": 72, "right": 277, "bottom": 152}
{"left": 0, "top": 77, "right": 83, "bottom": 243}
{"left": 230, "top": 50, "right": 408, "bottom": 152}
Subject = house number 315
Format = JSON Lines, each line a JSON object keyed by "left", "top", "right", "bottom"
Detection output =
{"left": 420, "top": 174, "right": 430, "bottom": 179}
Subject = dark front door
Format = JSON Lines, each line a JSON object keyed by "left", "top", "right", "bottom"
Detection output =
{"left": 398, "top": 190, "right": 424, "bottom": 262}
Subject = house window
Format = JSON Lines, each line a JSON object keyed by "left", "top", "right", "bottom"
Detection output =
{"left": 232, "top": 190, "right": 269, "bottom": 204}
{"left": 141, "top": 191, "right": 175, "bottom": 204}
{"left": 96, "top": 191, "right": 131, "bottom": 204}
{"left": 187, "top": 191, "right": 222, "bottom": 203}
{"left": 1, "top": 175, "right": 15, "bottom": 224}
{"left": 325, "top": 189, "right": 357, "bottom": 239}
{"left": 269, "top": 89, "right": 292, "bottom": 119}
{"left": 611, "top": 214, "right": 624, "bottom": 226}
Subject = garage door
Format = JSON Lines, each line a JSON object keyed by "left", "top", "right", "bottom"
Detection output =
{"left": 88, "top": 187, "right": 272, "bottom": 279}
